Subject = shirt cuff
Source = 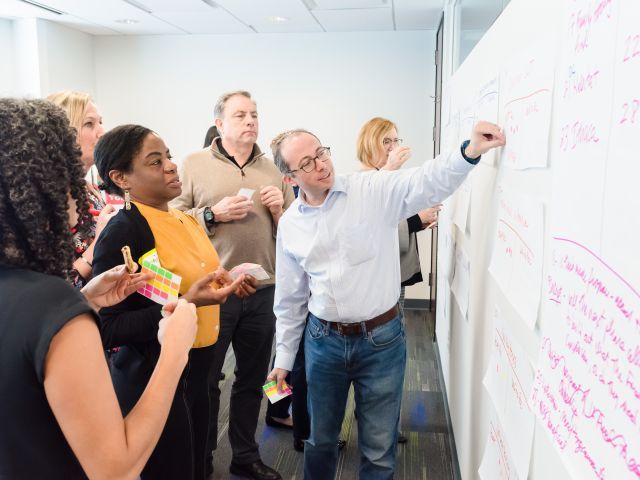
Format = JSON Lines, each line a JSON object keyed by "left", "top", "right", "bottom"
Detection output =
{"left": 407, "top": 214, "right": 423, "bottom": 233}
{"left": 461, "top": 140, "right": 482, "bottom": 165}
{"left": 274, "top": 351, "right": 296, "bottom": 372}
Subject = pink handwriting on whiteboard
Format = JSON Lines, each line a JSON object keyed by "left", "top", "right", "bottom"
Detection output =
{"left": 558, "top": 121, "right": 600, "bottom": 152}
{"left": 563, "top": 65, "right": 600, "bottom": 99}
{"left": 619, "top": 99, "right": 640, "bottom": 125}
{"left": 622, "top": 34, "right": 640, "bottom": 63}
{"left": 532, "top": 237, "right": 640, "bottom": 479}
{"left": 569, "top": 0, "right": 614, "bottom": 54}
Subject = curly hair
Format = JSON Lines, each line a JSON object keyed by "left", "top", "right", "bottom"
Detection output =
{"left": 0, "top": 98, "right": 91, "bottom": 279}
{"left": 94, "top": 124, "right": 153, "bottom": 196}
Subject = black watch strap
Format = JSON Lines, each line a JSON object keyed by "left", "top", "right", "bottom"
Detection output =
{"left": 204, "top": 206, "right": 215, "bottom": 226}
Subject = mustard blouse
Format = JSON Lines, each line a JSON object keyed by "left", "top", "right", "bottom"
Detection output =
{"left": 134, "top": 201, "right": 221, "bottom": 347}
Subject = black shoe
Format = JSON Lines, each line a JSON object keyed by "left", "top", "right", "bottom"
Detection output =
{"left": 229, "top": 460, "right": 282, "bottom": 480}
{"left": 397, "top": 433, "right": 408, "bottom": 444}
{"left": 293, "top": 438, "right": 345, "bottom": 452}
{"left": 265, "top": 415, "right": 293, "bottom": 430}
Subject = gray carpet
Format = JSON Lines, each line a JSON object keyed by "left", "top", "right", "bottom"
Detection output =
{"left": 210, "top": 309, "right": 456, "bottom": 479}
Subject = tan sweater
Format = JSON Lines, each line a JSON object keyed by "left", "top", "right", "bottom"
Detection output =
{"left": 170, "top": 140, "right": 294, "bottom": 287}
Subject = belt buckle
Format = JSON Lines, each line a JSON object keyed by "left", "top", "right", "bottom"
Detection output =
{"left": 337, "top": 323, "right": 349, "bottom": 335}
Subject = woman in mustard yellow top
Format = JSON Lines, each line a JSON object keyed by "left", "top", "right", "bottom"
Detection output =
{"left": 92, "top": 124, "right": 255, "bottom": 480}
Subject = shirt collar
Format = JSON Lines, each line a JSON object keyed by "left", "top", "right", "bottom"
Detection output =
{"left": 297, "top": 174, "right": 347, "bottom": 213}
{"left": 215, "top": 137, "right": 258, "bottom": 163}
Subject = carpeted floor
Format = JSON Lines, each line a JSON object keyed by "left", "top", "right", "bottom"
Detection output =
{"left": 209, "top": 309, "right": 457, "bottom": 480}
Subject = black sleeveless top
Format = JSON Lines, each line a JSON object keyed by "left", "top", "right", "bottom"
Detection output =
{"left": 0, "top": 267, "right": 97, "bottom": 479}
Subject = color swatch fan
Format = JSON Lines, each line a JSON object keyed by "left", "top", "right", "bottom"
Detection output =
{"left": 262, "top": 380, "right": 292, "bottom": 404}
{"left": 137, "top": 249, "right": 181, "bottom": 305}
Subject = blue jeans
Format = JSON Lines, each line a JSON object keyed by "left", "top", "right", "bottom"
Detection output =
{"left": 304, "top": 313, "right": 406, "bottom": 480}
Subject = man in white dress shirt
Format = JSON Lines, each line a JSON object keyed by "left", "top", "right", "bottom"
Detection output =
{"left": 267, "top": 122, "right": 505, "bottom": 479}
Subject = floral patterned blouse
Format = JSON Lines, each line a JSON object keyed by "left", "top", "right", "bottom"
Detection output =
{"left": 70, "top": 184, "right": 105, "bottom": 289}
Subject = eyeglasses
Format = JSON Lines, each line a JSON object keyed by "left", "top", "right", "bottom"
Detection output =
{"left": 382, "top": 138, "right": 403, "bottom": 147}
{"left": 289, "top": 147, "right": 331, "bottom": 173}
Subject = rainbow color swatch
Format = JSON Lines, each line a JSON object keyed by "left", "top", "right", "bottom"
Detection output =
{"left": 136, "top": 250, "right": 181, "bottom": 305}
{"left": 262, "top": 380, "right": 292, "bottom": 404}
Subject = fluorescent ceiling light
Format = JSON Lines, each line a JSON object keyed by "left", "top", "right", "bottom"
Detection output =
{"left": 17, "top": 0, "right": 64, "bottom": 15}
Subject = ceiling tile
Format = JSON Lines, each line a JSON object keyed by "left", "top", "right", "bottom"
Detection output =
{"left": 313, "top": 7, "right": 392, "bottom": 32}
{"left": 214, "top": 0, "right": 321, "bottom": 33}
{"left": 394, "top": 0, "right": 443, "bottom": 30}
{"left": 152, "top": 11, "right": 251, "bottom": 34}
{"left": 312, "top": 0, "right": 388, "bottom": 9}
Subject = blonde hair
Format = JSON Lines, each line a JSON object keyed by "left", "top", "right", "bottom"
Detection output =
{"left": 356, "top": 117, "right": 397, "bottom": 169}
{"left": 47, "top": 90, "right": 92, "bottom": 136}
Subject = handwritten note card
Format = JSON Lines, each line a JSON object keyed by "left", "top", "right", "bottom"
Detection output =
{"left": 488, "top": 186, "right": 544, "bottom": 329}
{"left": 600, "top": 0, "right": 640, "bottom": 292}
{"left": 453, "top": 181, "right": 472, "bottom": 236}
{"left": 483, "top": 306, "right": 535, "bottom": 479}
{"left": 479, "top": 411, "right": 519, "bottom": 480}
{"left": 500, "top": 44, "right": 554, "bottom": 169}
{"left": 451, "top": 244, "right": 470, "bottom": 319}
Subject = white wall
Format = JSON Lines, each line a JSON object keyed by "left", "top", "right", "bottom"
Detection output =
{"left": 4, "top": 18, "right": 95, "bottom": 98}
{"left": 93, "top": 31, "right": 435, "bottom": 174}
{"left": 94, "top": 30, "right": 437, "bottom": 299}
{"left": 12, "top": 18, "right": 40, "bottom": 97}
{"left": 0, "top": 18, "right": 16, "bottom": 96}
{"left": 37, "top": 19, "right": 95, "bottom": 97}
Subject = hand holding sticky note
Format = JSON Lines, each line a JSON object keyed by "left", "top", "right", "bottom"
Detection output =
{"left": 229, "top": 262, "right": 270, "bottom": 281}
{"left": 237, "top": 187, "right": 255, "bottom": 200}
{"left": 262, "top": 380, "right": 292, "bottom": 404}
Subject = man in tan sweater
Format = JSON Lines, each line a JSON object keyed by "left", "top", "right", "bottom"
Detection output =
{"left": 171, "top": 91, "right": 294, "bottom": 480}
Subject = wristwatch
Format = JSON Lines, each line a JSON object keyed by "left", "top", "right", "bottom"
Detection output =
{"left": 203, "top": 206, "right": 215, "bottom": 226}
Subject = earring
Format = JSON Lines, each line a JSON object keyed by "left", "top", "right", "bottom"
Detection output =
{"left": 124, "top": 189, "right": 131, "bottom": 210}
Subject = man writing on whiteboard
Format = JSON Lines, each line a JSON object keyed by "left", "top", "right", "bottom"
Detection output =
{"left": 267, "top": 121, "right": 505, "bottom": 479}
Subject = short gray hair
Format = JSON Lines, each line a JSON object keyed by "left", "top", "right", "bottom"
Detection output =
{"left": 270, "top": 129, "right": 320, "bottom": 176}
{"left": 214, "top": 90, "right": 253, "bottom": 119}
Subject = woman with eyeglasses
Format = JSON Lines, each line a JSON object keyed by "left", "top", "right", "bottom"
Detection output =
{"left": 357, "top": 117, "right": 441, "bottom": 302}
{"left": 47, "top": 91, "right": 118, "bottom": 289}
{"left": 0, "top": 98, "right": 199, "bottom": 479}
{"left": 355, "top": 117, "right": 441, "bottom": 442}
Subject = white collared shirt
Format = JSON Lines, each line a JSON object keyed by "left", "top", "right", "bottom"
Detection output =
{"left": 273, "top": 148, "right": 475, "bottom": 370}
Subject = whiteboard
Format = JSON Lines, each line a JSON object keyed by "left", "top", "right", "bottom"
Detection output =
{"left": 436, "top": 0, "right": 640, "bottom": 478}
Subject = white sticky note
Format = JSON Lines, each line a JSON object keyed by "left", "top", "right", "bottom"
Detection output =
{"left": 229, "top": 263, "right": 270, "bottom": 281}
{"left": 237, "top": 188, "right": 255, "bottom": 200}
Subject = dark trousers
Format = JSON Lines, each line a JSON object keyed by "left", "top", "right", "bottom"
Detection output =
{"left": 207, "top": 286, "right": 276, "bottom": 465}
{"left": 291, "top": 333, "right": 310, "bottom": 441}
{"left": 111, "top": 343, "right": 216, "bottom": 480}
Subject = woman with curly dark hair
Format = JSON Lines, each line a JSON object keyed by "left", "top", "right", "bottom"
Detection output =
{"left": 92, "top": 124, "right": 257, "bottom": 479}
{"left": 0, "top": 98, "right": 201, "bottom": 479}
{"left": 47, "top": 90, "right": 118, "bottom": 288}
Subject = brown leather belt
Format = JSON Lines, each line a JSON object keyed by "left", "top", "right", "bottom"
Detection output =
{"left": 318, "top": 304, "right": 400, "bottom": 336}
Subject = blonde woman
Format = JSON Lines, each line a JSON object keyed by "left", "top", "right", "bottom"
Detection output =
{"left": 356, "top": 118, "right": 441, "bottom": 444}
{"left": 47, "top": 90, "right": 118, "bottom": 288}
{"left": 357, "top": 117, "right": 441, "bottom": 305}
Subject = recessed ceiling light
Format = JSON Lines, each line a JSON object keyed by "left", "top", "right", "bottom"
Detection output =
{"left": 268, "top": 15, "right": 289, "bottom": 23}
{"left": 115, "top": 18, "right": 139, "bottom": 24}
